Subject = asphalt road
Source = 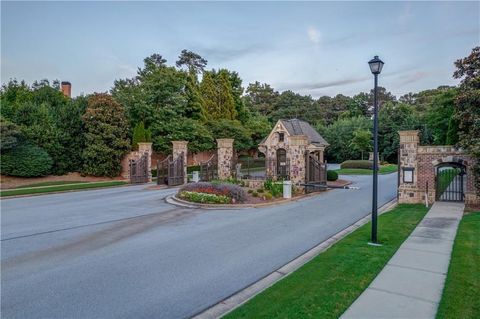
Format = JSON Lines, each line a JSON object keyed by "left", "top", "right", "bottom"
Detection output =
{"left": 1, "top": 174, "right": 398, "bottom": 319}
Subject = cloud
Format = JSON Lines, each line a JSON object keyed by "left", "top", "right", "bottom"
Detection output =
{"left": 277, "top": 76, "right": 370, "bottom": 92}
{"left": 193, "top": 43, "right": 270, "bottom": 63}
{"left": 307, "top": 26, "right": 321, "bottom": 44}
{"left": 397, "top": 71, "right": 432, "bottom": 86}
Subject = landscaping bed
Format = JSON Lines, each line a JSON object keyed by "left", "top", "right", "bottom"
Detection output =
{"left": 176, "top": 179, "right": 304, "bottom": 205}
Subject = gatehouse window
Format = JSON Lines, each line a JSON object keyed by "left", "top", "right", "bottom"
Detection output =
{"left": 278, "top": 132, "right": 284, "bottom": 142}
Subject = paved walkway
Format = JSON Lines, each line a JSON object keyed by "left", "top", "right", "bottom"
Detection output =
{"left": 342, "top": 201, "right": 464, "bottom": 319}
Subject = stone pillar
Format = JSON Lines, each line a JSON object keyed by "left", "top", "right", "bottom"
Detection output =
{"left": 398, "top": 130, "right": 420, "bottom": 204}
{"left": 172, "top": 141, "right": 188, "bottom": 184}
{"left": 289, "top": 135, "right": 309, "bottom": 186}
{"left": 138, "top": 142, "right": 153, "bottom": 182}
{"left": 217, "top": 138, "right": 234, "bottom": 180}
{"left": 368, "top": 152, "right": 380, "bottom": 162}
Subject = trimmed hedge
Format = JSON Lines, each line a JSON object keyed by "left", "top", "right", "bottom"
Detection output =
{"left": 1, "top": 144, "right": 53, "bottom": 177}
{"left": 340, "top": 160, "right": 373, "bottom": 170}
{"left": 327, "top": 170, "right": 339, "bottom": 181}
{"left": 178, "top": 191, "right": 230, "bottom": 204}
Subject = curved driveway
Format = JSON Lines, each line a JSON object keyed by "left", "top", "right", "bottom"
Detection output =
{"left": 1, "top": 174, "right": 397, "bottom": 318}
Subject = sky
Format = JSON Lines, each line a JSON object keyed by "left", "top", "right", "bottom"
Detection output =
{"left": 1, "top": 1, "right": 479, "bottom": 98}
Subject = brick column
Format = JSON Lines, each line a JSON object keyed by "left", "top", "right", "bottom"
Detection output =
{"left": 398, "top": 130, "right": 421, "bottom": 204}
{"left": 289, "top": 135, "right": 309, "bottom": 186}
{"left": 138, "top": 142, "right": 153, "bottom": 182}
{"left": 172, "top": 141, "right": 188, "bottom": 184}
{"left": 217, "top": 138, "right": 234, "bottom": 180}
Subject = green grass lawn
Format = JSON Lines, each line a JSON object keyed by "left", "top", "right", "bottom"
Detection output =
{"left": 0, "top": 181, "right": 128, "bottom": 197}
{"left": 436, "top": 212, "right": 480, "bottom": 319}
{"left": 14, "top": 181, "right": 89, "bottom": 188}
{"left": 335, "top": 164, "right": 398, "bottom": 175}
{"left": 225, "top": 204, "right": 428, "bottom": 319}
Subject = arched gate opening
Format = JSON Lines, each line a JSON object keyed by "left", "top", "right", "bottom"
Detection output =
{"left": 435, "top": 162, "right": 466, "bottom": 202}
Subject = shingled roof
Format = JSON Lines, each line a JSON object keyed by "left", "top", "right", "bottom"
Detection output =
{"left": 280, "top": 119, "right": 329, "bottom": 146}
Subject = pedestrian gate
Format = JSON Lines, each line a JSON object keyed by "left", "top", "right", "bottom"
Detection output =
{"left": 435, "top": 163, "right": 466, "bottom": 202}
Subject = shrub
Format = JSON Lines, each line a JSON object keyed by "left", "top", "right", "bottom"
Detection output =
{"left": 151, "top": 169, "right": 157, "bottom": 178}
{"left": 327, "top": 170, "right": 339, "bottom": 181}
{"left": 180, "top": 182, "right": 247, "bottom": 203}
{"left": 82, "top": 94, "right": 130, "bottom": 177}
{"left": 187, "top": 165, "right": 201, "bottom": 174}
{"left": 179, "top": 191, "right": 230, "bottom": 204}
{"left": 264, "top": 179, "right": 283, "bottom": 197}
{"left": 252, "top": 191, "right": 258, "bottom": 197}
{"left": 257, "top": 188, "right": 264, "bottom": 193}
{"left": 247, "top": 189, "right": 254, "bottom": 194}
{"left": 264, "top": 192, "right": 273, "bottom": 200}
{"left": 132, "top": 121, "right": 152, "bottom": 150}
{"left": 1, "top": 144, "right": 53, "bottom": 177}
{"left": 340, "top": 160, "right": 373, "bottom": 169}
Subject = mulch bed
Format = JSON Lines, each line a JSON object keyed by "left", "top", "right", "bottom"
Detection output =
{"left": 327, "top": 179, "right": 351, "bottom": 188}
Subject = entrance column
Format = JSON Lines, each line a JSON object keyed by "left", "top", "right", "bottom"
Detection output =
{"left": 217, "top": 138, "right": 234, "bottom": 180}
{"left": 398, "top": 130, "right": 420, "bottom": 204}
{"left": 172, "top": 141, "right": 188, "bottom": 184}
{"left": 138, "top": 142, "right": 153, "bottom": 182}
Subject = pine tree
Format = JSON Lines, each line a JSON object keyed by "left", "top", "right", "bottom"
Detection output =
{"left": 200, "top": 71, "right": 219, "bottom": 121}
{"left": 184, "top": 72, "right": 204, "bottom": 120}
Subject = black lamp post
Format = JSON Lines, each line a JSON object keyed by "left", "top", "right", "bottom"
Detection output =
{"left": 368, "top": 55, "right": 384, "bottom": 244}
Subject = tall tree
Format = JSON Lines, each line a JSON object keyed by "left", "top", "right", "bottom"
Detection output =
{"left": 82, "top": 94, "right": 130, "bottom": 177}
{"left": 244, "top": 81, "right": 279, "bottom": 117}
{"left": 453, "top": 46, "right": 480, "bottom": 193}
{"left": 175, "top": 49, "right": 208, "bottom": 74}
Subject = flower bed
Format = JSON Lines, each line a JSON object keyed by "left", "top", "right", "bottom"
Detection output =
{"left": 178, "top": 191, "right": 231, "bottom": 204}
{"left": 179, "top": 182, "right": 247, "bottom": 203}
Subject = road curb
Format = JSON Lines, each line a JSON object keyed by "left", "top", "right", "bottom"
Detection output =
{"left": 166, "top": 191, "right": 336, "bottom": 210}
{"left": 192, "top": 198, "right": 398, "bottom": 319}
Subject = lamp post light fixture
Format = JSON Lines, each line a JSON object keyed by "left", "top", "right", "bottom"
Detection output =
{"left": 368, "top": 55, "right": 384, "bottom": 245}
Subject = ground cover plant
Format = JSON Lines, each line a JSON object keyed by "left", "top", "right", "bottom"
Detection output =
{"left": 0, "top": 181, "right": 127, "bottom": 197}
{"left": 436, "top": 212, "right": 480, "bottom": 319}
{"left": 178, "top": 191, "right": 230, "bottom": 204}
{"left": 225, "top": 204, "right": 428, "bottom": 319}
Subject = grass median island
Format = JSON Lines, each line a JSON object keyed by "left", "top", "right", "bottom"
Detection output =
{"left": 335, "top": 164, "right": 398, "bottom": 175}
{"left": 0, "top": 181, "right": 128, "bottom": 197}
{"left": 436, "top": 212, "right": 480, "bottom": 319}
{"left": 225, "top": 204, "right": 428, "bottom": 319}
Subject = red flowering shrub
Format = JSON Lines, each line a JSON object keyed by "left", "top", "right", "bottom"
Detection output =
{"left": 180, "top": 182, "right": 246, "bottom": 203}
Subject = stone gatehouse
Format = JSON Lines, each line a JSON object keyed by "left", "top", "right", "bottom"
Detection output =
{"left": 258, "top": 119, "right": 329, "bottom": 186}
{"left": 398, "top": 130, "right": 479, "bottom": 208}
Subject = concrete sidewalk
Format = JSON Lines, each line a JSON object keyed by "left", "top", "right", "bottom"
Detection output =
{"left": 341, "top": 201, "right": 464, "bottom": 319}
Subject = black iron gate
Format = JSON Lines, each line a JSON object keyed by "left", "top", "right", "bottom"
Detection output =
{"left": 199, "top": 155, "right": 218, "bottom": 181}
{"left": 305, "top": 152, "right": 327, "bottom": 185}
{"left": 130, "top": 153, "right": 149, "bottom": 184}
{"left": 435, "top": 164, "right": 466, "bottom": 202}
{"left": 157, "top": 153, "right": 185, "bottom": 186}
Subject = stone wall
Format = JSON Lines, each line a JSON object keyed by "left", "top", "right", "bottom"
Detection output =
{"left": 217, "top": 138, "right": 234, "bottom": 180}
{"left": 398, "top": 130, "right": 478, "bottom": 208}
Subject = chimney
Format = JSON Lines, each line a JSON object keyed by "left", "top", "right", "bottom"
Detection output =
{"left": 61, "top": 81, "right": 71, "bottom": 98}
